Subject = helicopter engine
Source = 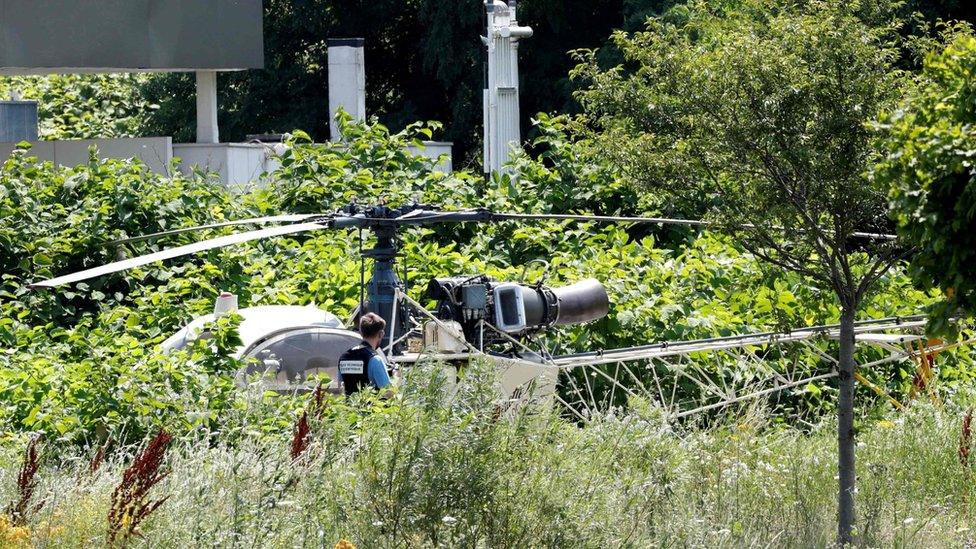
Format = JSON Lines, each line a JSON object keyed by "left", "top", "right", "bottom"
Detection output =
{"left": 425, "top": 276, "right": 610, "bottom": 347}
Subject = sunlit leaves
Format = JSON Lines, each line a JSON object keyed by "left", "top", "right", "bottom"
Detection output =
{"left": 571, "top": 0, "right": 905, "bottom": 302}
{"left": 0, "top": 74, "right": 155, "bottom": 140}
{"left": 875, "top": 27, "right": 976, "bottom": 338}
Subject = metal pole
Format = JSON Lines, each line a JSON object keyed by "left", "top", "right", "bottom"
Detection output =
{"left": 364, "top": 225, "right": 402, "bottom": 351}
{"left": 358, "top": 227, "right": 365, "bottom": 314}
{"left": 386, "top": 290, "right": 399, "bottom": 356}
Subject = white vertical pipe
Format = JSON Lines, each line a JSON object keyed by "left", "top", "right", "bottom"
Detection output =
{"left": 328, "top": 38, "right": 367, "bottom": 141}
{"left": 483, "top": 0, "right": 531, "bottom": 175}
{"left": 195, "top": 70, "right": 219, "bottom": 144}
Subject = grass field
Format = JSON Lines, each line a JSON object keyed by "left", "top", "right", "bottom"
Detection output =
{"left": 1, "top": 364, "right": 974, "bottom": 548}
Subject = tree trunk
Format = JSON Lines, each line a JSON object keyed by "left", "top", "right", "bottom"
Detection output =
{"left": 837, "top": 307, "right": 857, "bottom": 545}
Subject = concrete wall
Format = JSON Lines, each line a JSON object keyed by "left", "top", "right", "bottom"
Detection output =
{"left": 173, "top": 143, "right": 280, "bottom": 190}
{"left": 0, "top": 0, "right": 263, "bottom": 74}
{"left": 1, "top": 138, "right": 451, "bottom": 190}
{"left": 0, "top": 139, "right": 278, "bottom": 189}
{"left": 407, "top": 141, "right": 453, "bottom": 173}
{"left": 0, "top": 137, "right": 172, "bottom": 173}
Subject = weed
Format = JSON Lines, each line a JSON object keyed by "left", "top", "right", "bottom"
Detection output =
{"left": 106, "top": 430, "right": 172, "bottom": 547}
{"left": 4, "top": 435, "right": 43, "bottom": 527}
{"left": 960, "top": 408, "right": 972, "bottom": 468}
{"left": 309, "top": 381, "right": 329, "bottom": 420}
{"left": 0, "top": 368, "right": 974, "bottom": 547}
{"left": 290, "top": 411, "right": 311, "bottom": 462}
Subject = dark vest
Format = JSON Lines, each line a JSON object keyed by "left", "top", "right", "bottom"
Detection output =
{"left": 338, "top": 341, "right": 378, "bottom": 396}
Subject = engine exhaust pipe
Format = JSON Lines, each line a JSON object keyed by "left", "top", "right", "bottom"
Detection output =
{"left": 497, "top": 278, "right": 610, "bottom": 332}
{"left": 550, "top": 278, "right": 610, "bottom": 326}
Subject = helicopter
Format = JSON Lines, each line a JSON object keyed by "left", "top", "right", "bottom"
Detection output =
{"left": 32, "top": 201, "right": 943, "bottom": 417}
{"left": 29, "top": 201, "right": 673, "bottom": 399}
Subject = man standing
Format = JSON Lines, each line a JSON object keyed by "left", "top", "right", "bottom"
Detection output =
{"left": 338, "top": 312, "right": 393, "bottom": 395}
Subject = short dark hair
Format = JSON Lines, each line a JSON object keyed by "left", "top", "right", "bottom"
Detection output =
{"left": 359, "top": 312, "right": 386, "bottom": 339}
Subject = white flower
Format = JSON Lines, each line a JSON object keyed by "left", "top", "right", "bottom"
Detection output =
{"left": 442, "top": 516, "right": 458, "bottom": 525}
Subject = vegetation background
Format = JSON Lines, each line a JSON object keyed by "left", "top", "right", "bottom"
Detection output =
{"left": 1, "top": 0, "right": 976, "bottom": 546}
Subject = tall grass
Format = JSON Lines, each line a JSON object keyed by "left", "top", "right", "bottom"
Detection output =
{"left": 1, "top": 362, "right": 974, "bottom": 547}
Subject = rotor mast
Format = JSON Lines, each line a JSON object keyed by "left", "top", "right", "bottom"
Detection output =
{"left": 361, "top": 222, "right": 406, "bottom": 352}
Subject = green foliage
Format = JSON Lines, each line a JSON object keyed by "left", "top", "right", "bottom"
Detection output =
{"left": 0, "top": 312, "right": 243, "bottom": 444}
{"left": 0, "top": 107, "right": 967, "bottom": 547}
{"left": 0, "top": 144, "right": 303, "bottom": 444}
{"left": 0, "top": 144, "right": 244, "bottom": 327}
{"left": 0, "top": 116, "right": 945, "bottom": 447}
{"left": 1, "top": 5, "right": 976, "bottom": 544}
{"left": 0, "top": 74, "right": 155, "bottom": 140}
{"left": 571, "top": 0, "right": 906, "bottom": 305}
{"left": 875, "top": 26, "right": 976, "bottom": 338}
{"left": 268, "top": 114, "right": 475, "bottom": 212}
{"left": 569, "top": 3, "right": 924, "bottom": 537}
{"left": 506, "top": 113, "right": 645, "bottom": 216}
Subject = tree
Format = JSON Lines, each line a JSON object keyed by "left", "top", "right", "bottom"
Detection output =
{"left": 875, "top": 26, "right": 976, "bottom": 338}
{"left": 571, "top": 0, "right": 907, "bottom": 543}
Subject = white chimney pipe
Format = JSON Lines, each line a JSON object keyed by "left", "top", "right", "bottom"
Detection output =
{"left": 328, "top": 38, "right": 366, "bottom": 141}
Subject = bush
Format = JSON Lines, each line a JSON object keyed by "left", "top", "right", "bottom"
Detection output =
{"left": 0, "top": 116, "right": 953, "bottom": 445}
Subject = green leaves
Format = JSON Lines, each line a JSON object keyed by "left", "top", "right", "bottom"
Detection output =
{"left": 572, "top": 0, "right": 904, "bottom": 302}
{"left": 269, "top": 115, "right": 468, "bottom": 213}
{"left": 875, "top": 28, "right": 976, "bottom": 339}
{"left": 0, "top": 112, "right": 946, "bottom": 445}
{"left": 0, "top": 74, "right": 154, "bottom": 140}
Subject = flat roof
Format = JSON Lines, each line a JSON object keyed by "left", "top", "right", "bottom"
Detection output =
{"left": 0, "top": 0, "right": 264, "bottom": 74}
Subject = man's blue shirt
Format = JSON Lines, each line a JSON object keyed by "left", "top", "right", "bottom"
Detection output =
{"left": 367, "top": 355, "right": 392, "bottom": 389}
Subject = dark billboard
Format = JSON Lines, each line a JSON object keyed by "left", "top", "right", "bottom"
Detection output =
{"left": 0, "top": 0, "right": 263, "bottom": 73}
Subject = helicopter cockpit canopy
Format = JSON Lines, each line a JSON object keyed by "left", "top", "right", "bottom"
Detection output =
{"left": 162, "top": 305, "right": 364, "bottom": 391}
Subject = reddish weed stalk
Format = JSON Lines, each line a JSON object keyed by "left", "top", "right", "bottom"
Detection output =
{"left": 291, "top": 381, "right": 331, "bottom": 462}
{"left": 291, "top": 411, "right": 311, "bottom": 461}
{"left": 90, "top": 438, "right": 111, "bottom": 477}
{"left": 960, "top": 409, "right": 973, "bottom": 468}
{"left": 106, "top": 430, "right": 172, "bottom": 547}
{"left": 4, "top": 435, "right": 43, "bottom": 526}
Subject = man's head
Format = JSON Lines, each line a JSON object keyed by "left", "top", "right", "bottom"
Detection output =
{"left": 359, "top": 312, "right": 386, "bottom": 348}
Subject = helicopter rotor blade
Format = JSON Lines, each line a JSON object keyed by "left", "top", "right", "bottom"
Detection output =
{"left": 30, "top": 221, "right": 331, "bottom": 289}
{"left": 488, "top": 212, "right": 896, "bottom": 241}
{"left": 492, "top": 212, "right": 709, "bottom": 227}
{"left": 110, "top": 214, "right": 328, "bottom": 245}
